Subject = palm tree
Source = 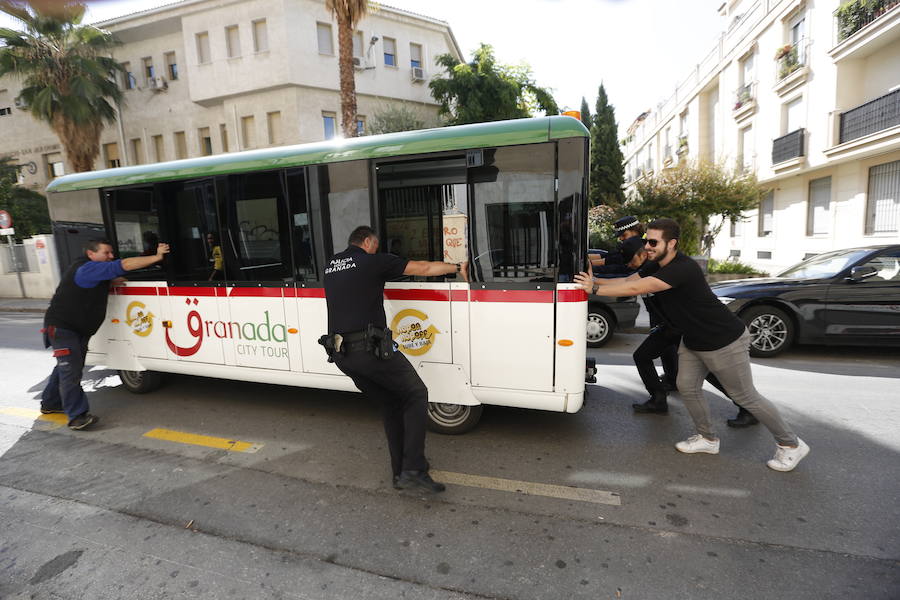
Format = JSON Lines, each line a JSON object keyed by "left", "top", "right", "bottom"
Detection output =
{"left": 0, "top": 1, "right": 123, "bottom": 173}
{"left": 326, "top": 0, "right": 369, "bottom": 138}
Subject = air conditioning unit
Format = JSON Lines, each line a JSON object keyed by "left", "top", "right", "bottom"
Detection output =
{"left": 352, "top": 56, "right": 363, "bottom": 69}
{"left": 14, "top": 96, "right": 28, "bottom": 110}
{"left": 150, "top": 76, "right": 168, "bottom": 91}
{"left": 411, "top": 66, "right": 425, "bottom": 82}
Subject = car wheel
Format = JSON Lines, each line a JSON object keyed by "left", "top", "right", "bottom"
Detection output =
{"left": 741, "top": 306, "right": 795, "bottom": 358}
{"left": 587, "top": 308, "right": 614, "bottom": 348}
{"left": 427, "top": 403, "right": 483, "bottom": 435}
{"left": 118, "top": 369, "right": 163, "bottom": 394}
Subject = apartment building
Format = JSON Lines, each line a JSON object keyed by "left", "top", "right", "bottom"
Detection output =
{"left": 622, "top": 0, "right": 900, "bottom": 272}
{"left": 0, "top": 0, "right": 462, "bottom": 193}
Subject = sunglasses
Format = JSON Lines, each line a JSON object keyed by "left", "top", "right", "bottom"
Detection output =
{"left": 644, "top": 238, "right": 663, "bottom": 247}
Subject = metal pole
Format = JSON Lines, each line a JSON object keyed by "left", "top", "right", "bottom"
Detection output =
{"left": 6, "top": 234, "right": 26, "bottom": 298}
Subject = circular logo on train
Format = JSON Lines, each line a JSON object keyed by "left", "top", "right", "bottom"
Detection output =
{"left": 126, "top": 301, "right": 154, "bottom": 337}
{"left": 390, "top": 308, "right": 439, "bottom": 356}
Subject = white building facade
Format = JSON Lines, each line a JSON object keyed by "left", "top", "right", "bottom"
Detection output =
{"left": 623, "top": 0, "right": 900, "bottom": 273}
{"left": 0, "top": 0, "right": 462, "bottom": 193}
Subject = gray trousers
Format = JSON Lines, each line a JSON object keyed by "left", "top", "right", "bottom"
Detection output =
{"left": 676, "top": 329, "right": 798, "bottom": 446}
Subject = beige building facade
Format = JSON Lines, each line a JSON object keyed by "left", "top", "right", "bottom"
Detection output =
{"left": 0, "top": 0, "right": 461, "bottom": 195}
{"left": 623, "top": 0, "right": 900, "bottom": 273}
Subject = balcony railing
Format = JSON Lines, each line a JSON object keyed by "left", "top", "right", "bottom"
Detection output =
{"left": 836, "top": 0, "right": 900, "bottom": 42}
{"left": 733, "top": 82, "right": 754, "bottom": 110}
{"left": 772, "top": 128, "right": 805, "bottom": 164}
{"left": 839, "top": 89, "right": 900, "bottom": 143}
{"left": 774, "top": 40, "right": 806, "bottom": 81}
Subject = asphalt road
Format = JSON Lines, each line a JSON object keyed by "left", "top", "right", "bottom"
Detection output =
{"left": 1, "top": 311, "right": 898, "bottom": 599}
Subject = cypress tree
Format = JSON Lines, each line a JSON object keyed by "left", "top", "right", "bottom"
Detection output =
{"left": 579, "top": 97, "right": 592, "bottom": 132}
{"left": 590, "top": 83, "right": 625, "bottom": 208}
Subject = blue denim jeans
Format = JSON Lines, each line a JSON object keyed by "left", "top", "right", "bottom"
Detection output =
{"left": 41, "top": 327, "right": 91, "bottom": 420}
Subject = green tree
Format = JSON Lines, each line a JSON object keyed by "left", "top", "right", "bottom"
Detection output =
{"left": 631, "top": 161, "right": 765, "bottom": 256}
{"left": 325, "top": 0, "right": 369, "bottom": 138}
{"left": 0, "top": 156, "right": 50, "bottom": 240}
{"left": 0, "top": 1, "right": 123, "bottom": 173}
{"left": 429, "top": 44, "right": 559, "bottom": 126}
{"left": 579, "top": 97, "right": 592, "bottom": 133}
{"left": 367, "top": 103, "right": 426, "bottom": 135}
{"left": 589, "top": 83, "right": 625, "bottom": 208}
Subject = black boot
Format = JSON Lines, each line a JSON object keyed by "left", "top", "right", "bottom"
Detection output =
{"left": 726, "top": 407, "right": 759, "bottom": 428}
{"left": 632, "top": 391, "right": 668, "bottom": 414}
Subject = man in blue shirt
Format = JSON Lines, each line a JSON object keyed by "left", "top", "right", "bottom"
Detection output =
{"left": 41, "top": 239, "right": 170, "bottom": 429}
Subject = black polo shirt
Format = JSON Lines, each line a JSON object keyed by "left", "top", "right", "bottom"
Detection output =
{"left": 639, "top": 252, "right": 745, "bottom": 351}
{"left": 324, "top": 245, "right": 409, "bottom": 334}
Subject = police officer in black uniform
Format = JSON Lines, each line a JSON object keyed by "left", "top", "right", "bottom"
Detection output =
{"left": 322, "top": 226, "right": 468, "bottom": 493}
{"left": 590, "top": 215, "right": 646, "bottom": 277}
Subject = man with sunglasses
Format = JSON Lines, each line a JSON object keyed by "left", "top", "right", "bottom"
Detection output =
{"left": 575, "top": 218, "right": 809, "bottom": 472}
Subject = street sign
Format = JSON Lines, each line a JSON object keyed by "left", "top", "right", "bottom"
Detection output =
{"left": 0, "top": 210, "right": 11, "bottom": 229}
{"left": 0, "top": 227, "right": 14, "bottom": 236}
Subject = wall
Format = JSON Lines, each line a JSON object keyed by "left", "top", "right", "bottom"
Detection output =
{"left": 0, "top": 235, "right": 60, "bottom": 299}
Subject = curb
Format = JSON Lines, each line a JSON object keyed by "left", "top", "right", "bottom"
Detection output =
{"left": 0, "top": 307, "right": 46, "bottom": 314}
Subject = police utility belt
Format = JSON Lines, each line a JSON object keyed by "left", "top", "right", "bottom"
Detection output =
{"left": 318, "top": 324, "right": 395, "bottom": 362}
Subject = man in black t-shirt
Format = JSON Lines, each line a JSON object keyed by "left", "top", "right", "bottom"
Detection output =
{"left": 323, "top": 226, "right": 468, "bottom": 492}
{"left": 574, "top": 218, "right": 810, "bottom": 472}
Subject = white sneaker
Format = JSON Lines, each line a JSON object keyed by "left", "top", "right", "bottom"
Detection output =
{"left": 767, "top": 438, "right": 810, "bottom": 472}
{"left": 675, "top": 434, "right": 720, "bottom": 454}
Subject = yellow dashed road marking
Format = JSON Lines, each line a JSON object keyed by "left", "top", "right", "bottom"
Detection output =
{"left": 0, "top": 406, "right": 67, "bottom": 428}
{"left": 143, "top": 428, "right": 263, "bottom": 453}
{"left": 430, "top": 470, "right": 621, "bottom": 506}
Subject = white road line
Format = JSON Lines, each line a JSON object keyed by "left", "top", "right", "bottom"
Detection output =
{"left": 665, "top": 483, "right": 751, "bottom": 498}
{"left": 430, "top": 470, "right": 622, "bottom": 506}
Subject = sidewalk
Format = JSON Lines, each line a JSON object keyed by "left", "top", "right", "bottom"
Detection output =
{"left": 0, "top": 297, "right": 49, "bottom": 313}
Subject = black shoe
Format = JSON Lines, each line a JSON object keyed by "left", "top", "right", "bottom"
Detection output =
{"left": 396, "top": 470, "right": 446, "bottom": 493}
{"left": 726, "top": 409, "right": 759, "bottom": 428}
{"left": 68, "top": 413, "right": 99, "bottom": 430}
{"left": 632, "top": 397, "right": 669, "bottom": 414}
{"left": 392, "top": 475, "right": 402, "bottom": 490}
{"left": 40, "top": 406, "right": 64, "bottom": 414}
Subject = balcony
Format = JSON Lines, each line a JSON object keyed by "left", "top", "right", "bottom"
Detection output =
{"left": 830, "top": 0, "right": 900, "bottom": 61}
{"left": 676, "top": 135, "right": 689, "bottom": 157}
{"left": 733, "top": 82, "right": 757, "bottom": 121}
{"left": 772, "top": 128, "right": 805, "bottom": 167}
{"left": 774, "top": 40, "right": 809, "bottom": 96}
{"left": 839, "top": 89, "right": 900, "bottom": 143}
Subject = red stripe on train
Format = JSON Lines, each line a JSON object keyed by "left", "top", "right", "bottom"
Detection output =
{"left": 469, "top": 289, "right": 554, "bottom": 303}
{"left": 112, "top": 286, "right": 157, "bottom": 296}
{"left": 557, "top": 289, "right": 587, "bottom": 302}
{"left": 167, "top": 286, "right": 218, "bottom": 297}
{"left": 384, "top": 289, "right": 450, "bottom": 302}
{"left": 229, "top": 287, "right": 283, "bottom": 298}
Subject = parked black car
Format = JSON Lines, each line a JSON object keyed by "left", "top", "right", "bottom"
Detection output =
{"left": 711, "top": 245, "right": 900, "bottom": 357}
{"left": 587, "top": 294, "right": 640, "bottom": 347}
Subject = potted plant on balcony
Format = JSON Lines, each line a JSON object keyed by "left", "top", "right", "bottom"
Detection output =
{"left": 676, "top": 136, "right": 689, "bottom": 155}
{"left": 776, "top": 45, "right": 800, "bottom": 80}
{"left": 734, "top": 88, "right": 753, "bottom": 110}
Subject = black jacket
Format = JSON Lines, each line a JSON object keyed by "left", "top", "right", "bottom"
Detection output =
{"left": 44, "top": 258, "right": 112, "bottom": 338}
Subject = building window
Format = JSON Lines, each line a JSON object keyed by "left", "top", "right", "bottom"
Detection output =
{"left": 198, "top": 127, "right": 212, "bottom": 155}
{"left": 757, "top": 251, "right": 772, "bottom": 259}
{"left": 241, "top": 115, "right": 256, "bottom": 148}
{"left": 807, "top": 176, "right": 831, "bottom": 236}
{"left": 142, "top": 57, "right": 154, "bottom": 84}
{"left": 122, "top": 62, "right": 136, "bottom": 90}
{"left": 409, "top": 42, "right": 422, "bottom": 68}
{"left": 730, "top": 217, "right": 742, "bottom": 237}
{"left": 0, "top": 107, "right": 11, "bottom": 116}
{"left": 266, "top": 111, "right": 282, "bottom": 145}
{"left": 739, "top": 51, "right": 755, "bottom": 87}
{"left": 44, "top": 152, "right": 64, "bottom": 179}
{"left": 152, "top": 134, "right": 164, "bottom": 162}
{"left": 739, "top": 125, "right": 753, "bottom": 172}
{"left": 322, "top": 112, "right": 336, "bottom": 139}
{"left": 758, "top": 190, "right": 774, "bottom": 236}
{"left": 225, "top": 25, "right": 241, "bottom": 58}
{"left": 317, "top": 22, "right": 333, "bottom": 55}
{"left": 352, "top": 31, "right": 363, "bottom": 58}
{"left": 383, "top": 37, "right": 396, "bottom": 66}
{"left": 730, "top": 249, "right": 741, "bottom": 258}
{"left": 130, "top": 138, "right": 144, "bottom": 165}
{"left": 356, "top": 116, "right": 365, "bottom": 136}
{"left": 165, "top": 51, "right": 178, "bottom": 80}
{"left": 784, "top": 96, "right": 804, "bottom": 134}
{"left": 196, "top": 31, "right": 211, "bottom": 64}
{"left": 866, "top": 160, "right": 900, "bottom": 234}
{"left": 679, "top": 110, "right": 688, "bottom": 135}
{"left": 219, "top": 124, "right": 229, "bottom": 152}
{"left": 174, "top": 131, "right": 187, "bottom": 159}
{"left": 252, "top": 19, "right": 268, "bottom": 53}
{"left": 103, "top": 142, "right": 121, "bottom": 168}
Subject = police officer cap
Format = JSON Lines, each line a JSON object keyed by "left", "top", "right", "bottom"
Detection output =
{"left": 613, "top": 216, "right": 640, "bottom": 233}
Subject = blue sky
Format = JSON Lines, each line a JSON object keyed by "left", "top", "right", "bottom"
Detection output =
{"left": 1, "top": 0, "right": 724, "bottom": 134}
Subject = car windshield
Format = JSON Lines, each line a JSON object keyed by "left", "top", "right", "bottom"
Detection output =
{"left": 777, "top": 249, "right": 870, "bottom": 279}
